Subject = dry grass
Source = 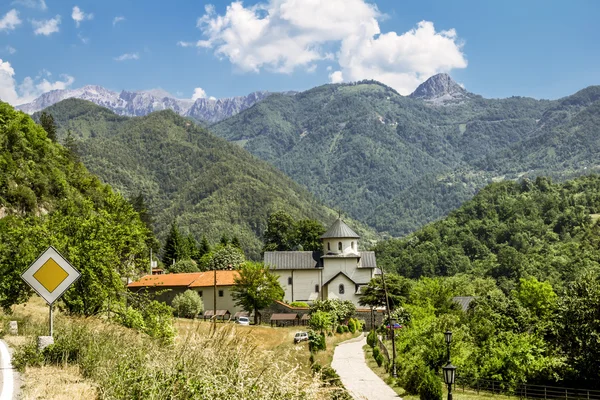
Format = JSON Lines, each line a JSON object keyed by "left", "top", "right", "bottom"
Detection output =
{"left": 18, "top": 365, "right": 97, "bottom": 400}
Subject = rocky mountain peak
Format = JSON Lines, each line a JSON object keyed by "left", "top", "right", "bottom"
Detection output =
{"left": 409, "top": 73, "right": 470, "bottom": 103}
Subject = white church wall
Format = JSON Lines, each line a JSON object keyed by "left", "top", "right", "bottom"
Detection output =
{"left": 323, "top": 238, "right": 359, "bottom": 255}
{"left": 275, "top": 269, "right": 321, "bottom": 303}
{"left": 323, "top": 258, "right": 373, "bottom": 285}
{"left": 326, "top": 274, "right": 360, "bottom": 304}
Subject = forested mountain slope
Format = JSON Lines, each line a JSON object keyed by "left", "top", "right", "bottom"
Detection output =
{"left": 0, "top": 101, "right": 150, "bottom": 311}
{"left": 38, "top": 99, "right": 370, "bottom": 259}
{"left": 210, "top": 75, "right": 559, "bottom": 235}
{"left": 374, "top": 175, "right": 600, "bottom": 290}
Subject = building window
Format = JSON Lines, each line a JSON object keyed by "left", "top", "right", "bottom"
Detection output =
{"left": 328, "top": 242, "right": 330, "bottom": 251}
{"left": 288, "top": 276, "right": 293, "bottom": 285}
{"left": 218, "top": 290, "right": 224, "bottom": 297}
{"left": 338, "top": 242, "right": 342, "bottom": 251}
{"left": 339, "top": 284, "right": 345, "bottom": 294}
{"left": 198, "top": 291, "right": 203, "bottom": 297}
{"left": 315, "top": 284, "right": 319, "bottom": 293}
{"left": 351, "top": 241, "right": 354, "bottom": 249}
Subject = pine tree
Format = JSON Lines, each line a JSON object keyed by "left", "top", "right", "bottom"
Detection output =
{"left": 162, "top": 222, "right": 184, "bottom": 266}
{"left": 231, "top": 235, "right": 241, "bottom": 249}
{"left": 199, "top": 235, "right": 211, "bottom": 257}
{"left": 39, "top": 111, "right": 57, "bottom": 141}
{"left": 220, "top": 234, "right": 229, "bottom": 246}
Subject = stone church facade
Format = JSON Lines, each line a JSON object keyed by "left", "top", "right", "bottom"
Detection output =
{"left": 264, "top": 218, "right": 379, "bottom": 306}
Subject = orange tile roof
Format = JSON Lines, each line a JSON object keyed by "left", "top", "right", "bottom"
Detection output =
{"left": 127, "top": 270, "right": 239, "bottom": 288}
{"left": 189, "top": 270, "right": 239, "bottom": 287}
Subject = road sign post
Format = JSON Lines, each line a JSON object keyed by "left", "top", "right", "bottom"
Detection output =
{"left": 21, "top": 246, "right": 81, "bottom": 337}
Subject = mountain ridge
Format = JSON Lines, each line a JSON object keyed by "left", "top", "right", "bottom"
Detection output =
{"left": 16, "top": 86, "right": 275, "bottom": 123}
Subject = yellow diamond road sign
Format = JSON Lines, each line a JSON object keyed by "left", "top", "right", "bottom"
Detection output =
{"left": 22, "top": 246, "right": 80, "bottom": 305}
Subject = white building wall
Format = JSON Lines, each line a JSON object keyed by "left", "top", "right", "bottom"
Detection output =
{"left": 194, "top": 286, "right": 244, "bottom": 315}
{"left": 326, "top": 274, "right": 361, "bottom": 304}
{"left": 322, "top": 257, "right": 373, "bottom": 285}
{"left": 276, "top": 269, "right": 321, "bottom": 303}
{"left": 323, "top": 238, "right": 359, "bottom": 255}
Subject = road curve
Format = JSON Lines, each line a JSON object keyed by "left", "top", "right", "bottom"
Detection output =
{"left": 0, "top": 339, "right": 14, "bottom": 400}
{"left": 331, "top": 334, "right": 401, "bottom": 400}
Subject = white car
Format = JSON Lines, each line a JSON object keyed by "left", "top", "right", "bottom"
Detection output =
{"left": 237, "top": 316, "right": 250, "bottom": 325}
{"left": 294, "top": 332, "right": 309, "bottom": 343}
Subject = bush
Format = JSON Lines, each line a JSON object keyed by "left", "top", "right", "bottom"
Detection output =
{"left": 172, "top": 290, "right": 203, "bottom": 318}
{"left": 120, "top": 307, "right": 146, "bottom": 331}
{"left": 308, "top": 331, "right": 327, "bottom": 352}
{"left": 367, "top": 330, "right": 377, "bottom": 348}
{"left": 348, "top": 319, "right": 356, "bottom": 334}
{"left": 290, "top": 301, "right": 309, "bottom": 308}
{"left": 142, "top": 301, "right": 176, "bottom": 343}
{"left": 309, "top": 311, "right": 332, "bottom": 333}
{"left": 375, "top": 353, "right": 385, "bottom": 367}
{"left": 342, "top": 325, "right": 349, "bottom": 333}
{"left": 372, "top": 346, "right": 381, "bottom": 359}
{"left": 336, "top": 325, "right": 344, "bottom": 334}
{"left": 399, "top": 359, "right": 427, "bottom": 395}
{"left": 419, "top": 368, "right": 442, "bottom": 400}
{"left": 12, "top": 343, "right": 43, "bottom": 371}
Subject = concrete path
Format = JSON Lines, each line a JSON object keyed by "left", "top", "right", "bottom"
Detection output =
{"left": 0, "top": 339, "right": 15, "bottom": 400}
{"left": 331, "top": 334, "right": 401, "bottom": 400}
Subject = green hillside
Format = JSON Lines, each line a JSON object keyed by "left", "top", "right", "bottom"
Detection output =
{"left": 38, "top": 99, "right": 372, "bottom": 259}
{"left": 210, "top": 80, "right": 555, "bottom": 235}
{"left": 0, "top": 101, "right": 150, "bottom": 312}
{"left": 374, "top": 175, "right": 600, "bottom": 289}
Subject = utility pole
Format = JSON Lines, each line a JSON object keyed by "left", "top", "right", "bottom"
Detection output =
{"left": 213, "top": 268, "right": 217, "bottom": 331}
{"left": 380, "top": 266, "right": 397, "bottom": 378}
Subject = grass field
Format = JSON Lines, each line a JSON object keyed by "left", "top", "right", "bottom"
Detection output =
{"left": 1, "top": 298, "right": 358, "bottom": 399}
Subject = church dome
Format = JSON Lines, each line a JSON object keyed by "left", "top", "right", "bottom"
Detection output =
{"left": 320, "top": 218, "right": 360, "bottom": 239}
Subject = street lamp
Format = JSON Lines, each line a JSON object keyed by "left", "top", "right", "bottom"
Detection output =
{"left": 443, "top": 330, "right": 456, "bottom": 400}
{"left": 442, "top": 362, "right": 457, "bottom": 400}
{"left": 444, "top": 330, "right": 452, "bottom": 362}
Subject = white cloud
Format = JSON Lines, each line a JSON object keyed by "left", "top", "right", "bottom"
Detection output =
{"left": 11, "top": 0, "right": 47, "bottom": 10}
{"left": 329, "top": 70, "right": 343, "bottom": 83}
{"left": 72, "top": 6, "right": 93, "bottom": 28}
{"left": 209, "top": 96, "right": 216, "bottom": 100}
{"left": 32, "top": 15, "right": 61, "bottom": 36}
{"left": 187, "top": 0, "right": 467, "bottom": 94}
{"left": 5, "top": 46, "right": 17, "bottom": 54}
{"left": 0, "top": 9, "right": 22, "bottom": 32}
{"left": 191, "top": 87, "right": 207, "bottom": 100}
{"left": 113, "top": 16, "right": 125, "bottom": 26}
{"left": 0, "top": 58, "right": 74, "bottom": 105}
{"left": 114, "top": 52, "right": 139, "bottom": 61}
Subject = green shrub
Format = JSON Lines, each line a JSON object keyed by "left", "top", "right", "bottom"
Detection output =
{"left": 375, "top": 353, "right": 385, "bottom": 367}
{"left": 309, "top": 311, "right": 332, "bottom": 333}
{"left": 142, "top": 301, "right": 176, "bottom": 343}
{"left": 373, "top": 346, "right": 381, "bottom": 359}
{"left": 11, "top": 343, "right": 43, "bottom": 371}
{"left": 348, "top": 319, "right": 356, "bottom": 333}
{"left": 172, "top": 289, "right": 203, "bottom": 318}
{"left": 342, "top": 325, "right": 349, "bottom": 333}
{"left": 336, "top": 325, "right": 344, "bottom": 334}
{"left": 120, "top": 307, "right": 146, "bottom": 331}
{"left": 399, "top": 360, "right": 427, "bottom": 395}
{"left": 367, "top": 330, "right": 377, "bottom": 348}
{"left": 308, "top": 331, "right": 327, "bottom": 352}
{"left": 290, "top": 301, "right": 309, "bottom": 308}
{"left": 419, "top": 368, "right": 442, "bottom": 400}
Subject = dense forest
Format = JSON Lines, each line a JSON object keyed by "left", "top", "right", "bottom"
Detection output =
{"left": 35, "top": 99, "right": 377, "bottom": 259}
{"left": 372, "top": 175, "right": 600, "bottom": 389}
{"left": 211, "top": 79, "right": 600, "bottom": 236}
{"left": 0, "top": 101, "right": 152, "bottom": 312}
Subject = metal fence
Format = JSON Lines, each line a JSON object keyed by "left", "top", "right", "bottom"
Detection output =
{"left": 455, "top": 376, "right": 600, "bottom": 400}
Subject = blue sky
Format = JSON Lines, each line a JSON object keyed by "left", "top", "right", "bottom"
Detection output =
{"left": 1, "top": 0, "right": 599, "bottom": 105}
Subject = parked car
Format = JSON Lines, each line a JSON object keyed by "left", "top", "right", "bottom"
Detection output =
{"left": 294, "top": 331, "right": 309, "bottom": 343}
{"left": 237, "top": 317, "right": 250, "bottom": 326}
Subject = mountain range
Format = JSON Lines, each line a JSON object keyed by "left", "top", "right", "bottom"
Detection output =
{"left": 210, "top": 74, "right": 600, "bottom": 236}
{"left": 35, "top": 99, "right": 377, "bottom": 259}
{"left": 17, "top": 86, "right": 274, "bottom": 123}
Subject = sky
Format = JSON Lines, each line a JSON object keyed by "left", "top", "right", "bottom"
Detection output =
{"left": 0, "top": 0, "right": 599, "bottom": 105}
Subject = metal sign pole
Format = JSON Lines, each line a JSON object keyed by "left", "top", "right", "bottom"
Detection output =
{"left": 49, "top": 304, "right": 53, "bottom": 337}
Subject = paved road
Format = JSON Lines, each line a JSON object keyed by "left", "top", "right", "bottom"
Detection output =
{"left": 331, "top": 335, "right": 401, "bottom": 400}
{"left": 0, "top": 339, "right": 15, "bottom": 400}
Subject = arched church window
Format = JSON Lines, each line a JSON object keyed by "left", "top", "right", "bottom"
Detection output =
{"left": 351, "top": 241, "right": 354, "bottom": 249}
{"left": 339, "top": 284, "right": 345, "bottom": 294}
{"left": 338, "top": 242, "right": 342, "bottom": 251}
{"left": 328, "top": 242, "right": 330, "bottom": 251}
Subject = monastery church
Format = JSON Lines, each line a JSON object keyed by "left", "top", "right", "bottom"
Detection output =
{"left": 264, "top": 218, "right": 379, "bottom": 306}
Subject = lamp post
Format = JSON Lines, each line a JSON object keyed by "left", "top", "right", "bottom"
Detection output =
{"left": 442, "top": 330, "right": 456, "bottom": 400}
{"left": 380, "top": 266, "right": 397, "bottom": 378}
